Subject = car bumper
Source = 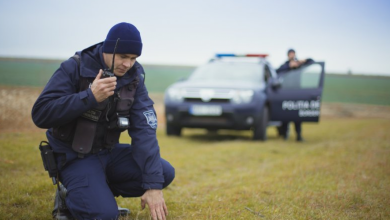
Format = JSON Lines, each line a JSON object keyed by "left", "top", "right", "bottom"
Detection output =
{"left": 165, "top": 102, "right": 263, "bottom": 130}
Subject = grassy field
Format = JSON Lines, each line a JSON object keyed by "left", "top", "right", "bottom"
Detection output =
{"left": 1, "top": 57, "right": 390, "bottom": 106}
{"left": 0, "top": 119, "right": 389, "bottom": 219}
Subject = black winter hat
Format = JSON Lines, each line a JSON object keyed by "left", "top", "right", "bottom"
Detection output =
{"left": 103, "top": 22, "right": 142, "bottom": 56}
{"left": 287, "top": 48, "right": 295, "bottom": 55}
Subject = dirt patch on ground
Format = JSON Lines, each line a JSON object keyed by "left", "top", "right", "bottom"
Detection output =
{"left": 0, "top": 86, "right": 389, "bottom": 133}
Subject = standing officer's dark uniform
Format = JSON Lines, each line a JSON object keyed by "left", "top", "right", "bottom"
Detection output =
{"left": 32, "top": 23, "right": 175, "bottom": 220}
{"left": 276, "top": 49, "right": 312, "bottom": 142}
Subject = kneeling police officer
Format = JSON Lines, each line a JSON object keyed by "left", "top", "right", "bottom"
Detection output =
{"left": 32, "top": 22, "right": 175, "bottom": 220}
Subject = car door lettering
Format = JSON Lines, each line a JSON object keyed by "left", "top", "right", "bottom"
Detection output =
{"left": 282, "top": 100, "right": 320, "bottom": 117}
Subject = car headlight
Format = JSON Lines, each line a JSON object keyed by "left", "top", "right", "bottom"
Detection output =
{"left": 166, "top": 88, "right": 186, "bottom": 102}
{"left": 230, "top": 90, "right": 254, "bottom": 104}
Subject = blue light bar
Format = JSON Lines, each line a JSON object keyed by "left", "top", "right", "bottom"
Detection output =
{"left": 215, "top": 53, "right": 268, "bottom": 58}
{"left": 215, "top": 53, "right": 236, "bottom": 58}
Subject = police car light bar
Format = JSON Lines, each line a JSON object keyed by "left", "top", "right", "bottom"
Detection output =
{"left": 216, "top": 53, "right": 268, "bottom": 58}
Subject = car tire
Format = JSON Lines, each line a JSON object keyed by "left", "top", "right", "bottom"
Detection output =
{"left": 206, "top": 129, "right": 218, "bottom": 134}
{"left": 166, "top": 124, "right": 182, "bottom": 136}
{"left": 253, "top": 106, "right": 269, "bottom": 141}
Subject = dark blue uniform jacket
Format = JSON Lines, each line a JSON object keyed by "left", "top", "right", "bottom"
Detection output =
{"left": 276, "top": 61, "right": 291, "bottom": 73}
{"left": 32, "top": 43, "right": 164, "bottom": 189}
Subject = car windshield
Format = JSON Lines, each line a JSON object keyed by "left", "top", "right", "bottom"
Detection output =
{"left": 188, "top": 62, "right": 263, "bottom": 83}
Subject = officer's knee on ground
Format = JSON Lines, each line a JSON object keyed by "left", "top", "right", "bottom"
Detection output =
{"left": 82, "top": 205, "right": 118, "bottom": 220}
{"left": 96, "top": 208, "right": 119, "bottom": 220}
{"left": 68, "top": 200, "right": 119, "bottom": 220}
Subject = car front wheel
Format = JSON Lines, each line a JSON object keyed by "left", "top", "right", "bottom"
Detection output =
{"left": 253, "top": 106, "right": 269, "bottom": 141}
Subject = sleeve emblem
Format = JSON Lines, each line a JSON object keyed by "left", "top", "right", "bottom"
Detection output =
{"left": 143, "top": 110, "right": 158, "bottom": 129}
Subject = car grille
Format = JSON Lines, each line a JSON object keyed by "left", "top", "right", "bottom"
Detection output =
{"left": 185, "top": 116, "right": 229, "bottom": 125}
{"left": 183, "top": 88, "right": 231, "bottom": 103}
{"left": 184, "top": 98, "right": 230, "bottom": 103}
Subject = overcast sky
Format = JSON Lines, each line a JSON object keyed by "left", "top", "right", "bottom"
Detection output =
{"left": 0, "top": 0, "right": 389, "bottom": 75}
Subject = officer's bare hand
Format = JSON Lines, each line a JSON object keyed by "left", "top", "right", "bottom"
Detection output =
{"left": 141, "top": 189, "right": 168, "bottom": 220}
{"left": 289, "top": 60, "right": 300, "bottom": 68}
{"left": 91, "top": 69, "right": 117, "bottom": 102}
{"left": 298, "top": 59, "right": 307, "bottom": 64}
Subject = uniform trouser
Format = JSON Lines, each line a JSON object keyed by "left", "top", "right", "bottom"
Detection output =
{"left": 280, "top": 121, "right": 302, "bottom": 137}
{"left": 57, "top": 143, "right": 175, "bottom": 220}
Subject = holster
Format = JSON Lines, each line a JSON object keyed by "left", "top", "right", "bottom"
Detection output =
{"left": 39, "top": 141, "right": 58, "bottom": 185}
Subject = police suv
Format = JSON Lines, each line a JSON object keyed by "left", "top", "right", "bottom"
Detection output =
{"left": 164, "top": 54, "right": 325, "bottom": 140}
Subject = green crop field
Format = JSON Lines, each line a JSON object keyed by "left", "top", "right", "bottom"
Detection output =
{"left": 323, "top": 74, "right": 390, "bottom": 106}
{"left": 1, "top": 57, "right": 390, "bottom": 106}
{"left": 0, "top": 58, "right": 194, "bottom": 93}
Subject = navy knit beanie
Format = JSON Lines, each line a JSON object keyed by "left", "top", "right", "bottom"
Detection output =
{"left": 103, "top": 22, "right": 142, "bottom": 56}
{"left": 287, "top": 48, "right": 295, "bottom": 55}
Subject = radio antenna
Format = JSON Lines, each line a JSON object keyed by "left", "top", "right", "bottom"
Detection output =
{"left": 111, "top": 38, "right": 120, "bottom": 72}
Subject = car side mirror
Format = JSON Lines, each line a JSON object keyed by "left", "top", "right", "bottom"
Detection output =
{"left": 271, "top": 78, "right": 283, "bottom": 89}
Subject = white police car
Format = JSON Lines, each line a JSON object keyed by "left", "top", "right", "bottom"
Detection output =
{"left": 164, "top": 54, "right": 325, "bottom": 140}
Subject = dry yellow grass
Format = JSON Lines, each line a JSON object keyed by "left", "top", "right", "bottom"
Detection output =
{"left": 0, "top": 86, "right": 43, "bottom": 132}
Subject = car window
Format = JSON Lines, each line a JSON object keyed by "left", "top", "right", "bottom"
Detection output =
{"left": 189, "top": 62, "right": 263, "bottom": 83}
{"left": 281, "top": 63, "right": 322, "bottom": 89}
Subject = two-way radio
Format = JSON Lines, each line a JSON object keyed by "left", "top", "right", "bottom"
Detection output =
{"left": 102, "top": 38, "right": 120, "bottom": 78}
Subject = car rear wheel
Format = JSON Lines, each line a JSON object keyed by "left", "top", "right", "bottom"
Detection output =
{"left": 166, "top": 124, "right": 182, "bottom": 136}
{"left": 206, "top": 129, "right": 218, "bottom": 134}
{"left": 253, "top": 106, "right": 269, "bottom": 141}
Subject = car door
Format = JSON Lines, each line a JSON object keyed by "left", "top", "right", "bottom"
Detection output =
{"left": 268, "top": 62, "right": 325, "bottom": 122}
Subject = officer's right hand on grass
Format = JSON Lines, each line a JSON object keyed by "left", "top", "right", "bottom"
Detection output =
{"left": 141, "top": 189, "right": 168, "bottom": 220}
{"left": 91, "top": 69, "right": 117, "bottom": 102}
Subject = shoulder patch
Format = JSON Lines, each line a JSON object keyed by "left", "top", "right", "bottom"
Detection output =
{"left": 143, "top": 110, "right": 157, "bottom": 129}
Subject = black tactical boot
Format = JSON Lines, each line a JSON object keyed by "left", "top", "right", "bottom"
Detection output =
{"left": 296, "top": 134, "right": 305, "bottom": 142}
{"left": 118, "top": 206, "right": 131, "bottom": 216}
{"left": 52, "top": 184, "right": 74, "bottom": 220}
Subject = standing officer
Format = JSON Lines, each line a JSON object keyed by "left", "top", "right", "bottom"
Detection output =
{"left": 32, "top": 22, "right": 175, "bottom": 220}
{"left": 277, "top": 49, "right": 311, "bottom": 73}
{"left": 276, "top": 49, "right": 313, "bottom": 142}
